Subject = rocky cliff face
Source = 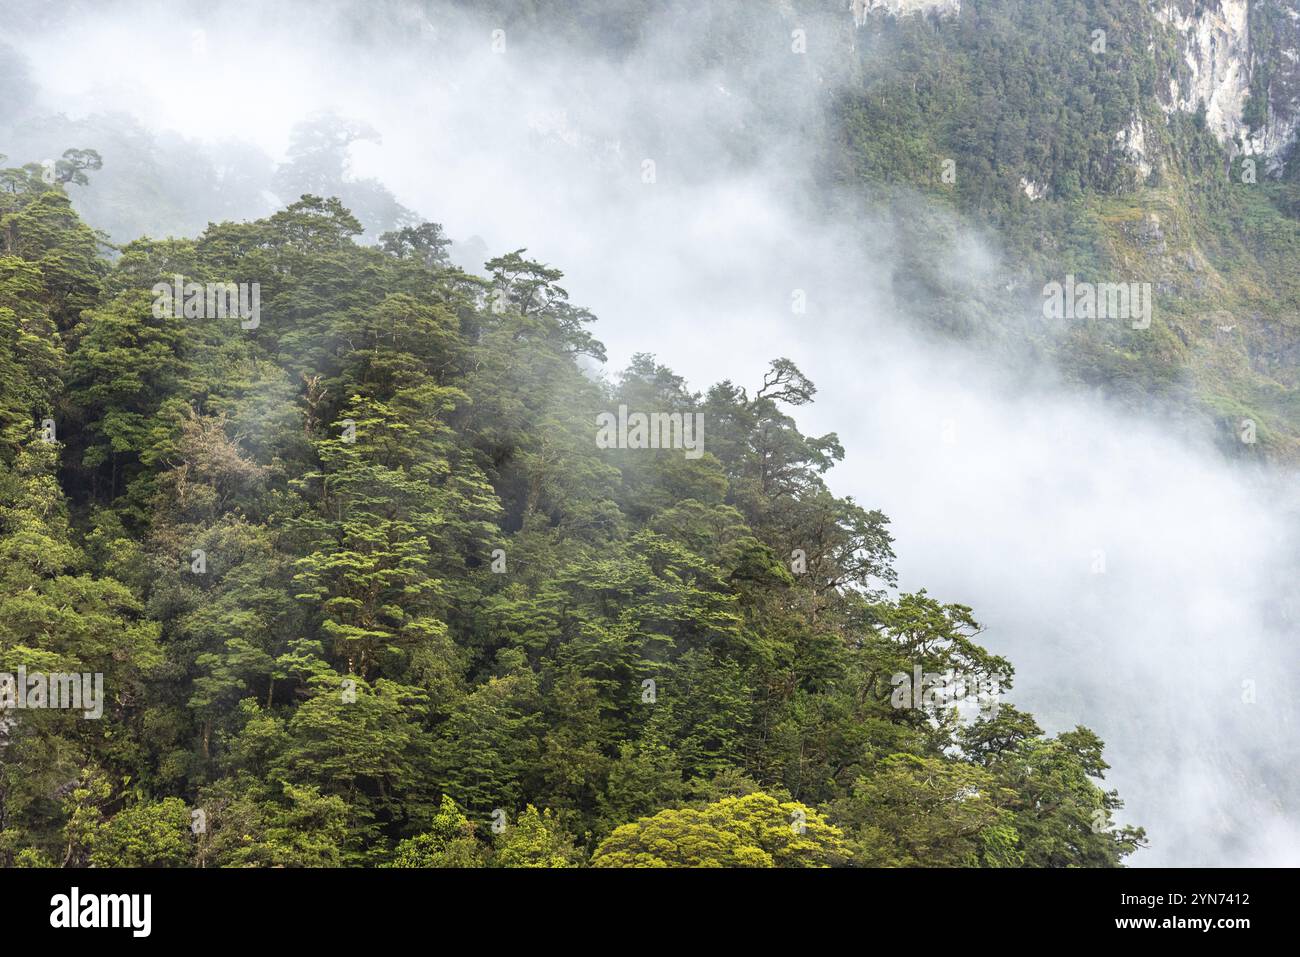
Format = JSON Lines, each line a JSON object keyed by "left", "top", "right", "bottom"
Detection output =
{"left": 1154, "top": 0, "right": 1298, "bottom": 173}
{"left": 1243, "top": 0, "right": 1300, "bottom": 170}
{"left": 1155, "top": 0, "right": 1253, "bottom": 145}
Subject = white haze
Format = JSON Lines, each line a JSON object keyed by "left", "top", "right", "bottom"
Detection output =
{"left": 6, "top": 0, "right": 1298, "bottom": 866}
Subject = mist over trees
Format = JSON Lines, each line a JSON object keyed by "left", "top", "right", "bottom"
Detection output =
{"left": 0, "top": 157, "right": 1144, "bottom": 866}
{"left": 3, "top": 0, "right": 1298, "bottom": 872}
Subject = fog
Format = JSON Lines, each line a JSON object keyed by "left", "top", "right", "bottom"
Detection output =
{"left": 4, "top": 0, "right": 1297, "bottom": 865}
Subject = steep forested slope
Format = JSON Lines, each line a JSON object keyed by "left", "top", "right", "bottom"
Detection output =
{"left": 0, "top": 164, "right": 1143, "bottom": 867}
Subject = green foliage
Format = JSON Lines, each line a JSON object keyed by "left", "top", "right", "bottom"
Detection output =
{"left": 385, "top": 795, "right": 484, "bottom": 868}
{"left": 591, "top": 792, "right": 849, "bottom": 867}
{"left": 196, "top": 779, "right": 351, "bottom": 868}
{"left": 0, "top": 167, "right": 1141, "bottom": 869}
{"left": 89, "top": 797, "right": 192, "bottom": 868}
{"left": 495, "top": 805, "right": 583, "bottom": 868}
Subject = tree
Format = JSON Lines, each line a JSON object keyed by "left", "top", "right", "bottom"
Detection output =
{"left": 90, "top": 798, "right": 192, "bottom": 868}
{"left": 591, "top": 793, "right": 849, "bottom": 867}
{"left": 494, "top": 805, "right": 582, "bottom": 867}
{"left": 831, "top": 754, "right": 1022, "bottom": 867}
{"left": 385, "top": 795, "right": 484, "bottom": 868}
{"left": 197, "top": 779, "right": 351, "bottom": 868}
{"left": 54, "top": 149, "right": 103, "bottom": 186}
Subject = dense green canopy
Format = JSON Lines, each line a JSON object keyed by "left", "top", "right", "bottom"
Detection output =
{"left": 0, "top": 159, "right": 1143, "bottom": 867}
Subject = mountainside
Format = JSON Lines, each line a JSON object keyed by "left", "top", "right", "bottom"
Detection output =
{"left": 0, "top": 175, "right": 1145, "bottom": 866}
{"left": 830, "top": 0, "right": 1300, "bottom": 457}
{"left": 1, "top": 0, "right": 1298, "bottom": 871}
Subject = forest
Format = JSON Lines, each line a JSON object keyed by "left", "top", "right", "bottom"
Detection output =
{"left": 0, "top": 157, "right": 1145, "bottom": 867}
